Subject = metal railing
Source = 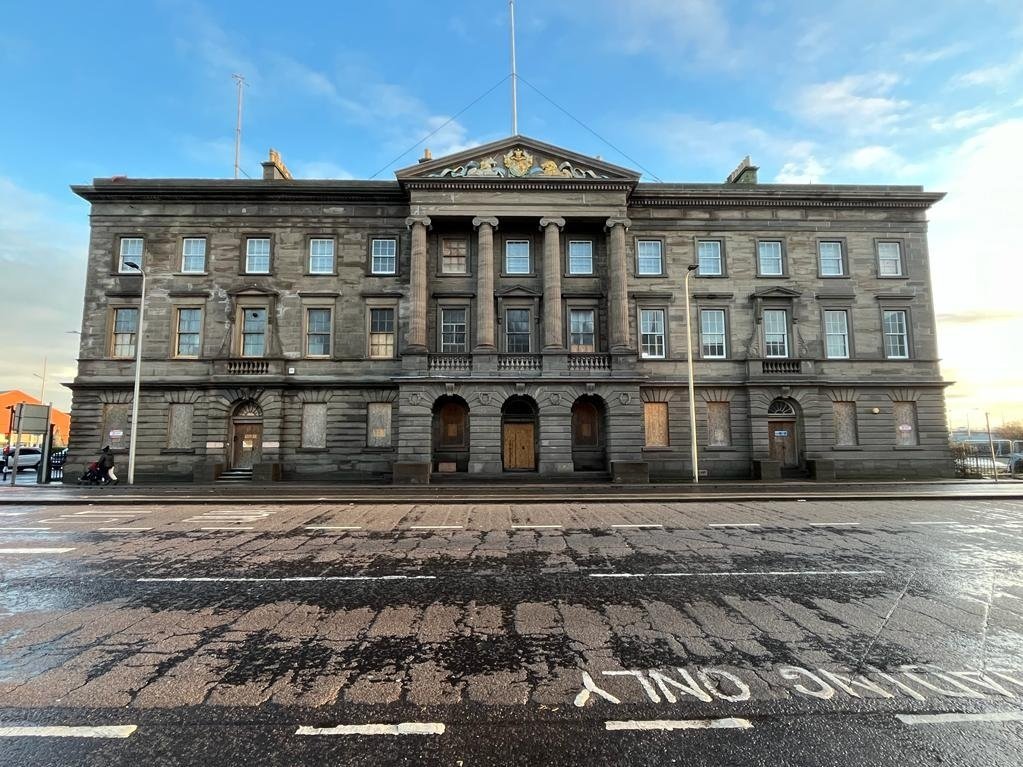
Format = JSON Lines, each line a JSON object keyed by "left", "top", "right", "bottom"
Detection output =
{"left": 951, "top": 442, "right": 1014, "bottom": 478}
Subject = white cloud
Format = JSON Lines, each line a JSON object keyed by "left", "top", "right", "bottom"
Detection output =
{"left": 929, "top": 108, "right": 997, "bottom": 132}
{"left": 794, "top": 73, "right": 909, "bottom": 132}
{"left": 840, "top": 145, "right": 921, "bottom": 177}
{"left": 901, "top": 43, "right": 969, "bottom": 64}
{"left": 953, "top": 52, "right": 1023, "bottom": 88}
{"left": 601, "top": 0, "right": 732, "bottom": 68}
{"left": 774, "top": 156, "right": 827, "bottom": 184}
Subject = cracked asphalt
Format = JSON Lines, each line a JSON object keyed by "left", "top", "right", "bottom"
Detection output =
{"left": 0, "top": 495, "right": 1021, "bottom": 765}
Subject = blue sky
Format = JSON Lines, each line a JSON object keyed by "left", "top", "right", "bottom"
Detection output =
{"left": 2, "top": 0, "right": 1021, "bottom": 424}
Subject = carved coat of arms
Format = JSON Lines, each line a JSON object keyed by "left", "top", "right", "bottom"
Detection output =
{"left": 503, "top": 147, "right": 534, "bottom": 177}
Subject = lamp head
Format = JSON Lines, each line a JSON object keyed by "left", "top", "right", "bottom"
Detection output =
{"left": 686, "top": 264, "right": 699, "bottom": 272}
{"left": 124, "top": 261, "right": 141, "bottom": 272}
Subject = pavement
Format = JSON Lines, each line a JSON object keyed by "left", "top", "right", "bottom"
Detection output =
{"left": 0, "top": 493, "right": 1021, "bottom": 764}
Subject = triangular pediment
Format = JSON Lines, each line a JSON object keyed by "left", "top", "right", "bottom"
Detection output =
{"left": 396, "top": 135, "right": 640, "bottom": 183}
{"left": 496, "top": 284, "right": 543, "bottom": 297}
{"left": 750, "top": 286, "right": 802, "bottom": 300}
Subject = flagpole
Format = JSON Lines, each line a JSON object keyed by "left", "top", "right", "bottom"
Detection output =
{"left": 509, "top": 0, "right": 518, "bottom": 135}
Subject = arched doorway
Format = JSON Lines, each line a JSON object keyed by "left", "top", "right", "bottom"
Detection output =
{"left": 230, "top": 401, "right": 263, "bottom": 469}
{"left": 767, "top": 398, "right": 802, "bottom": 474}
{"left": 502, "top": 396, "right": 538, "bottom": 471}
{"left": 432, "top": 396, "right": 470, "bottom": 472}
{"left": 571, "top": 396, "right": 607, "bottom": 471}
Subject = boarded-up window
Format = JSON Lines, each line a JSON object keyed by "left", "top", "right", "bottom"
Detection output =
{"left": 367, "top": 402, "right": 392, "bottom": 447}
{"left": 893, "top": 401, "right": 918, "bottom": 446}
{"left": 167, "top": 403, "right": 193, "bottom": 449}
{"left": 101, "top": 404, "right": 130, "bottom": 449}
{"left": 643, "top": 402, "right": 669, "bottom": 447}
{"left": 707, "top": 401, "right": 731, "bottom": 447}
{"left": 833, "top": 401, "right": 858, "bottom": 446}
{"left": 302, "top": 403, "right": 327, "bottom": 449}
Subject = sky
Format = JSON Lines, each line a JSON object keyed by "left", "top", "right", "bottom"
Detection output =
{"left": 1, "top": 0, "right": 1021, "bottom": 428}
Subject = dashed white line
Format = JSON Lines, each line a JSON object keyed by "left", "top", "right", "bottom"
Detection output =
{"left": 590, "top": 569, "right": 884, "bottom": 579}
{"left": 305, "top": 526, "right": 363, "bottom": 531}
{"left": 611, "top": 524, "right": 664, "bottom": 529}
{"left": 199, "top": 527, "right": 254, "bottom": 531}
{"left": 0, "top": 548, "right": 76, "bottom": 554}
{"left": 809, "top": 522, "right": 861, "bottom": 527}
{"left": 410, "top": 525, "right": 463, "bottom": 530}
{"left": 512, "top": 524, "right": 563, "bottom": 529}
{"left": 137, "top": 575, "right": 436, "bottom": 583}
{"left": 296, "top": 722, "right": 445, "bottom": 736}
{"left": 0, "top": 512, "right": 27, "bottom": 516}
{"left": 896, "top": 712, "right": 1023, "bottom": 725}
{"left": 708, "top": 523, "right": 762, "bottom": 528}
{"left": 605, "top": 718, "right": 752, "bottom": 732}
{"left": 0, "top": 725, "right": 138, "bottom": 738}
{"left": 909, "top": 521, "right": 961, "bottom": 526}
{"left": 0, "top": 527, "right": 52, "bottom": 532}
{"left": 98, "top": 527, "right": 153, "bottom": 532}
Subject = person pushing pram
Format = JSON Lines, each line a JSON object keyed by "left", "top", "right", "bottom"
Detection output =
{"left": 79, "top": 446, "right": 118, "bottom": 485}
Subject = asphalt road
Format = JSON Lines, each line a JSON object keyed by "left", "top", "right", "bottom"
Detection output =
{"left": 0, "top": 496, "right": 1021, "bottom": 765}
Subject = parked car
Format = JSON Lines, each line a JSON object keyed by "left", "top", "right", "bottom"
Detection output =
{"left": 3, "top": 447, "right": 43, "bottom": 471}
{"left": 1007, "top": 453, "right": 1023, "bottom": 474}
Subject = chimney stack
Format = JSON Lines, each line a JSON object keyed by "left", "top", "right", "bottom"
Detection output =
{"left": 261, "top": 148, "right": 293, "bottom": 180}
{"left": 418, "top": 148, "right": 433, "bottom": 164}
{"left": 725, "top": 155, "right": 759, "bottom": 184}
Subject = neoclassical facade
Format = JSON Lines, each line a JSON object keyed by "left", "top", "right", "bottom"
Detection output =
{"left": 67, "top": 136, "right": 953, "bottom": 482}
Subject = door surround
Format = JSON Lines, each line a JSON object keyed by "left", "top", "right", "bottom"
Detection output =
{"left": 230, "top": 400, "right": 264, "bottom": 469}
{"left": 501, "top": 395, "right": 538, "bottom": 472}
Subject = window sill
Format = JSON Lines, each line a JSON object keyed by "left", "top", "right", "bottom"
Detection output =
{"left": 175, "top": 272, "right": 209, "bottom": 277}
{"left": 877, "top": 274, "right": 908, "bottom": 279}
{"left": 893, "top": 445, "right": 925, "bottom": 451}
{"left": 634, "top": 273, "right": 667, "bottom": 279}
{"left": 756, "top": 274, "right": 789, "bottom": 279}
{"left": 831, "top": 445, "right": 862, "bottom": 451}
{"left": 695, "top": 274, "right": 727, "bottom": 279}
{"left": 642, "top": 446, "right": 674, "bottom": 452}
{"left": 704, "top": 446, "right": 740, "bottom": 452}
{"left": 160, "top": 448, "right": 196, "bottom": 455}
{"left": 500, "top": 273, "right": 536, "bottom": 279}
{"left": 364, "top": 447, "right": 396, "bottom": 454}
{"left": 239, "top": 272, "right": 272, "bottom": 277}
{"left": 564, "top": 272, "right": 596, "bottom": 278}
{"left": 818, "top": 275, "right": 851, "bottom": 280}
{"left": 305, "top": 272, "right": 338, "bottom": 277}
{"left": 296, "top": 447, "right": 329, "bottom": 453}
{"left": 367, "top": 272, "right": 399, "bottom": 278}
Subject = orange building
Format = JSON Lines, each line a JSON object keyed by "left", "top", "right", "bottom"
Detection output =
{"left": 0, "top": 390, "right": 71, "bottom": 447}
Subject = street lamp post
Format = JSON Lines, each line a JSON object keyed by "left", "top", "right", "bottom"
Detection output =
{"left": 124, "top": 261, "right": 146, "bottom": 485}
{"left": 683, "top": 263, "right": 700, "bottom": 483}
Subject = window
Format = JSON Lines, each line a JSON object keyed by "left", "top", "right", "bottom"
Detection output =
{"left": 643, "top": 402, "right": 669, "bottom": 447}
{"left": 175, "top": 308, "right": 202, "bottom": 358}
{"left": 700, "top": 309, "right": 727, "bottom": 358}
{"left": 505, "top": 308, "right": 531, "bottom": 352}
{"left": 568, "top": 241, "right": 593, "bottom": 275}
{"left": 877, "top": 241, "right": 904, "bottom": 277}
{"left": 245, "top": 238, "right": 270, "bottom": 273}
{"left": 441, "top": 238, "right": 468, "bottom": 274}
{"left": 241, "top": 308, "right": 267, "bottom": 357}
{"left": 369, "top": 308, "right": 396, "bottom": 358}
{"left": 305, "top": 308, "right": 332, "bottom": 357}
{"left": 101, "top": 403, "right": 130, "bottom": 449}
{"left": 371, "top": 238, "right": 397, "bottom": 274}
{"left": 758, "top": 241, "right": 784, "bottom": 276}
{"left": 640, "top": 309, "right": 666, "bottom": 358}
{"left": 505, "top": 240, "right": 530, "bottom": 274}
{"left": 833, "top": 401, "right": 858, "bottom": 446}
{"left": 893, "top": 401, "right": 918, "bottom": 446}
{"left": 118, "top": 237, "right": 143, "bottom": 273}
{"left": 707, "top": 401, "right": 731, "bottom": 447}
{"left": 569, "top": 309, "right": 595, "bottom": 352}
{"left": 637, "top": 240, "right": 662, "bottom": 275}
{"left": 367, "top": 402, "right": 392, "bottom": 447}
{"left": 818, "top": 241, "right": 845, "bottom": 276}
{"left": 763, "top": 309, "right": 789, "bottom": 357}
{"left": 309, "top": 238, "right": 334, "bottom": 274}
{"left": 181, "top": 238, "right": 206, "bottom": 273}
{"left": 883, "top": 310, "right": 909, "bottom": 359}
{"left": 167, "top": 403, "right": 194, "bottom": 450}
{"left": 824, "top": 309, "right": 850, "bottom": 359}
{"left": 441, "top": 308, "right": 468, "bottom": 352}
{"left": 697, "top": 240, "right": 722, "bottom": 276}
{"left": 112, "top": 307, "right": 139, "bottom": 358}
{"left": 302, "top": 403, "right": 327, "bottom": 449}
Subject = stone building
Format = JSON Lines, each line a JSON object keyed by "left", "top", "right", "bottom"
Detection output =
{"left": 67, "top": 136, "right": 952, "bottom": 482}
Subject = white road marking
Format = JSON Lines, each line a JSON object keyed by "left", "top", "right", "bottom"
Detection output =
{"left": 909, "top": 521, "right": 961, "bottom": 526}
{"left": 296, "top": 722, "right": 445, "bottom": 736}
{"left": 611, "top": 524, "right": 664, "bottom": 529}
{"left": 137, "top": 575, "right": 437, "bottom": 583}
{"left": 305, "top": 526, "right": 363, "bottom": 531}
{"left": 0, "top": 725, "right": 138, "bottom": 738}
{"left": 199, "top": 527, "right": 254, "bottom": 531}
{"left": 0, "top": 527, "right": 52, "bottom": 531}
{"left": 98, "top": 527, "right": 153, "bottom": 532}
{"left": 512, "top": 524, "right": 563, "bottom": 529}
{"left": 0, "top": 548, "right": 76, "bottom": 554}
{"left": 41, "top": 520, "right": 115, "bottom": 525}
{"left": 410, "top": 525, "right": 463, "bottom": 530}
{"left": 590, "top": 570, "right": 884, "bottom": 579}
{"left": 0, "top": 512, "right": 27, "bottom": 516}
{"left": 708, "top": 523, "right": 762, "bottom": 528}
{"left": 605, "top": 718, "right": 752, "bottom": 732}
{"left": 896, "top": 712, "right": 1023, "bottom": 725}
{"left": 810, "top": 522, "right": 860, "bottom": 527}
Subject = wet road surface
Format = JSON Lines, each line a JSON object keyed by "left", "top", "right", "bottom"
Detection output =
{"left": 0, "top": 497, "right": 1021, "bottom": 765}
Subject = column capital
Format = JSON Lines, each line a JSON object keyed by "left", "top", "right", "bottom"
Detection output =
{"left": 604, "top": 216, "right": 632, "bottom": 231}
{"left": 405, "top": 215, "right": 432, "bottom": 230}
{"left": 539, "top": 216, "right": 565, "bottom": 230}
{"left": 472, "top": 216, "right": 499, "bottom": 229}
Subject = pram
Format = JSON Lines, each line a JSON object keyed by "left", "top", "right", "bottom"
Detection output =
{"left": 78, "top": 462, "right": 105, "bottom": 485}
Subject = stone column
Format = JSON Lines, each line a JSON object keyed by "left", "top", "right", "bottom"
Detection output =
{"left": 472, "top": 216, "right": 498, "bottom": 351}
{"left": 540, "top": 217, "right": 566, "bottom": 350}
{"left": 606, "top": 217, "right": 632, "bottom": 352}
{"left": 405, "top": 215, "right": 431, "bottom": 351}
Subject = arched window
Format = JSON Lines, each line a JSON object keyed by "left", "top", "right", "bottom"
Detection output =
{"left": 768, "top": 399, "right": 796, "bottom": 416}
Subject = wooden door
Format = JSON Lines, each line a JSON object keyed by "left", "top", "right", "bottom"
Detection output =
{"left": 503, "top": 423, "right": 535, "bottom": 470}
{"left": 768, "top": 421, "right": 798, "bottom": 467}
{"left": 572, "top": 401, "right": 605, "bottom": 471}
{"left": 232, "top": 423, "right": 262, "bottom": 468}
